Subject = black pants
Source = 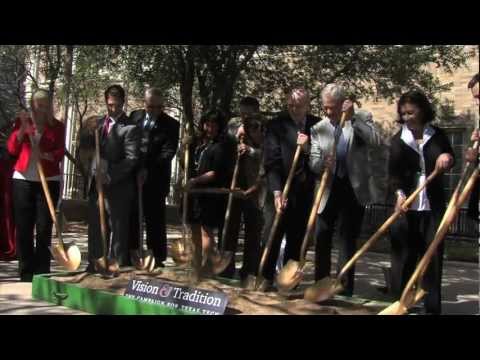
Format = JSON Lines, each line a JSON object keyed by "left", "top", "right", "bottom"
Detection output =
{"left": 389, "top": 210, "right": 444, "bottom": 314}
{"left": 314, "top": 176, "right": 365, "bottom": 296}
{"left": 87, "top": 178, "right": 135, "bottom": 266}
{"left": 130, "top": 180, "right": 168, "bottom": 264}
{"left": 219, "top": 197, "right": 263, "bottom": 279}
{"left": 261, "top": 183, "right": 313, "bottom": 281}
{"left": 12, "top": 179, "right": 60, "bottom": 281}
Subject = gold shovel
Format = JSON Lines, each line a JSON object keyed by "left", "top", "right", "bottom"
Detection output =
{"left": 304, "top": 168, "right": 441, "bottom": 303}
{"left": 29, "top": 135, "right": 81, "bottom": 272}
{"left": 379, "top": 160, "right": 479, "bottom": 315}
{"left": 171, "top": 122, "right": 193, "bottom": 265}
{"left": 209, "top": 137, "right": 245, "bottom": 275}
{"left": 93, "top": 128, "right": 118, "bottom": 274}
{"left": 254, "top": 144, "right": 303, "bottom": 291}
{"left": 276, "top": 112, "right": 347, "bottom": 292}
{"left": 130, "top": 180, "right": 155, "bottom": 272}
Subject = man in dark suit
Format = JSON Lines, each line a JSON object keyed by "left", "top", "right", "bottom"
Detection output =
{"left": 129, "top": 88, "right": 180, "bottom": 267}
{"left": 86, "top": 85, "right": 140, "bottom": 276}
{"left": 261, "top": 88, "right": 320, "bottom": 287}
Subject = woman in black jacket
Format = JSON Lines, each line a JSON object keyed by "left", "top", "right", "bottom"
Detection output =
{"left": 388, "top": 90, "right": 454, "bottom": 315}
{"left": 183, "top": 110, "right": 236, "bottom": 280}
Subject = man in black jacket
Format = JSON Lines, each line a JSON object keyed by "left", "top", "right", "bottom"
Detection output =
{"left": 87, "top": 85, "right": 140, "bottom": 276}
{"left": 129, "top": 88, "right": 180, "bottom": 267}
{"left": 261, "top": 88, "right": 320, "bottom": 287}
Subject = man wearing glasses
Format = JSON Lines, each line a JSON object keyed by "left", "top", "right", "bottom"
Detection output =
{"left": 129, "top": 88, "right": 180, "bottom": 268}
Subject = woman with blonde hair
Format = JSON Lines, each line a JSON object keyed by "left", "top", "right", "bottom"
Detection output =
{"left": 7, "top": 89, "right": 65, "bottom": 282}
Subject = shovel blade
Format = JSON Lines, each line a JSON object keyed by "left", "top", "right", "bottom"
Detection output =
{"left": 144, "top": 251, "right": 156, "bottom": 273}
{"left": 276, "top": 260, "right": 303, "bottom": 292}
{"left": 171, "top": 239, "right": 190, "bottom": 265}
{"left": 254, "top": 276, "right": 270, "bottom": 292}
{"left": 50, "top": 243, "right": 82, "bottom": 272}
{"left": 108, "top": 259, "right": 120, "bottom": 274}
{"left": 130, "top": 250, "right": 145, "bottom": 270}
{"left": 211, "top": 251, "right": 234, "bottom": 275}
{"left": 241, "top": 274, "right": 257, "bottom": 290}
{"left": 304, "top": 277, "right": 342, "bottom": 303}
{"left": 94, "top": 257, "right": 108, "bottom": 272}
{"left": 378, "top": 301, "right": 408, "bottom": 315}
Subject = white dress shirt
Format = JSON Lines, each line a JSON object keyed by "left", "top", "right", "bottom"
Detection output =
{"left": 400, "top": 124, "right": 436, "bottom": 211}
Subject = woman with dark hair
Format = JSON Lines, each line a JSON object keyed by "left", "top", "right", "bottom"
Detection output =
{"left": 182, "top": 110, "right": 236, "bottom": 280}
{"left": 7, "top": 90, "right": 65, "bottom": 282}
{"left": 388, "top": 90, "right": 454, "bottom": 314}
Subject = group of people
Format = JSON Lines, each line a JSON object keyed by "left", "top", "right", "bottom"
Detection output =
{"left": 1, "top": 73, "right": 478, "bottom": 315}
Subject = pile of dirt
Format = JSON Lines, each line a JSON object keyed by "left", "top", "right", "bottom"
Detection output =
{"left": 51, "top": 268, "right": 384, "bottom": 315}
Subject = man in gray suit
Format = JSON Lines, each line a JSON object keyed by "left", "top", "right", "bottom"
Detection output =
{"left": 86, "top": 85, "right": 140, "bottom": 276}
{"left": 309, "top": 83, "right": 382, "bottom": 296}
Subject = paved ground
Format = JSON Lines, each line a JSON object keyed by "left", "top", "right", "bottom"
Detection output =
{"left": 0, "top": 222, "right": 478, "bottom": 315}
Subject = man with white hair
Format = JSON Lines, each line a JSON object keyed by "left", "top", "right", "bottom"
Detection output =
{"left": 308, "top": 83, "right": 382, "bottom": 297}
{"left": 129, "top": 88, "right": 180, "bottom": 268}
{"left": 261, "top": 87, "right": 320, "bottom": 288}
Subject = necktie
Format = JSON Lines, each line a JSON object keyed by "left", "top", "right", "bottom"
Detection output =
{"left": 335, "top": 125, "right": 347, "bottom": 178}
{"left": 103, "top": 117, "right": 112, "bottom": 137}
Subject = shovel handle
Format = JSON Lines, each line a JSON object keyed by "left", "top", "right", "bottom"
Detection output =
{"left": 398, "top": 167, "right": 479, "bottom": 308}
{"left": 436, "top": 140, "right": 478, "bottom": 232}
{"left": 257, "top": 144, "right": 302, "bottom": 278}
{"left": 336, "top": 168, "right": 440, "bottom": 281}
{"left": 219, "top": 138, "right": 243, "bottom": 252}
{"left": 29, "top": 135, "right": 64, "bottom": 249}
{"left": 299, "top": 167, "right": 331, "bottom": 265}
{"left": 181, "top": 123, "right": 192, "bottom": 249}
{"left": 138, "top": 181, "right": 144, "bottom": 249}
{"left": 94, "top": 128, "right": 108, "bottom": 259}
{"left": 297, "top": 112, "right": 348, "bottom": 266}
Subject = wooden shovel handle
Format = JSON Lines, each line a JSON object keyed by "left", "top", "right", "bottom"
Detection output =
{"left": 299, "top": 167, "right": 331, "bottom": 264}
{"left": 27, "top": 134, "right": 63, "bottom": 247}
{"left": 399, "top": 167, "right": 479, "bottom": 307}
{"left": 220, "top": 137, "right": 243, "bottom": 252}
{"left": 32, "top": 146, "right": 64, "bottom": 249}
{"left": 298, "top": 112, "right": 348, "bottom": 265}
{"left": 138, "top": 181, "right": 144, "bottom": 249}
{"left": 257, "top": 144, "right": 302, "bottom": 277}
{"left": 336, "top": 168, "right": 440, "bottom": 281}
{"left": 94, "top": 128, "right": 108, "bottom": 258}
{"left": 181, "top": 123, "right": 193, "bottom": 250}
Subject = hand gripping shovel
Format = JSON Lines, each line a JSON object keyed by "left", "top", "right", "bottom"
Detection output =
{"left": 379, "top": 147, "right": 479, "bottom": 315}
{"left": 171, "top": 123, "right": 193, "bottom": 265}
{"left": 254, "top": 144, "right": 303, "bottom": 291}
{"left": 276, "top": 112, "right": 347, "bottom": 292}
{"left": 130, "top": 180, "right": 155, "bottom": 272}
{"left": 29, "top": 135, "right": 81, "bottom": 272}
{"left": 209, "top": 137, "right": 245, "bottom": 275}
{"left": 304, "top": 168, "right": 441, "bottom": 303}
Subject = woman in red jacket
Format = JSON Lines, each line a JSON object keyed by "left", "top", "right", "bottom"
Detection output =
{"left": 7, "top": 89, "right": 65, "bottom": 282}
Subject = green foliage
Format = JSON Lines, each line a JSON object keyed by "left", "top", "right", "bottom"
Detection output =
{"left": 1, "top": 45, "right": 476, "bottom": 132}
